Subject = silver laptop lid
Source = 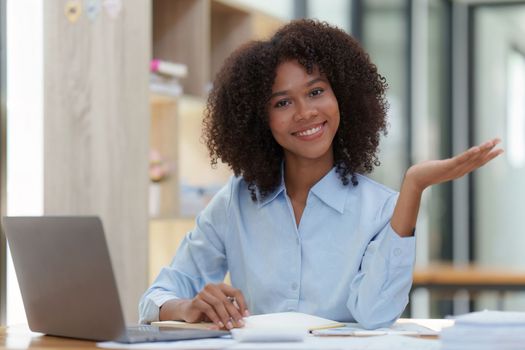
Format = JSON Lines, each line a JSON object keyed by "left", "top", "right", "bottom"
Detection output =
{"left": 2, "top": 216, "right": 126, "bottom": 341}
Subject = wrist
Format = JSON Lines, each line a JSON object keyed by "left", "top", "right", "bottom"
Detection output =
{"left": 160, "top": 299, "right": 188, "bottom": 321}
{"left": 404, "top": 167, "right": 426, "bottom": 194}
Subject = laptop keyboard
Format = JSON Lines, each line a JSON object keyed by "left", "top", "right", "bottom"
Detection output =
{"left": 122, "top": 325, "right": 228, "bottom": 343}
{"left": 127, "top": 325, "right": 164, "bottom": 335}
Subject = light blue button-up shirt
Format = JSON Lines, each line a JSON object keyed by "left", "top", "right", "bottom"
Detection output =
{"left": 139, "top": 167, "right": 416, "bottom": 329}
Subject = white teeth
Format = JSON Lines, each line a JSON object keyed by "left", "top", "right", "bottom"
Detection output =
{"left": 297, "top": 125, "right": 322, "bottom": 137}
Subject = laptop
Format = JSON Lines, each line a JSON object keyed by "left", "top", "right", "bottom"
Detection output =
{"left": 2, "top": 216, "right": 228, "bottom": 343}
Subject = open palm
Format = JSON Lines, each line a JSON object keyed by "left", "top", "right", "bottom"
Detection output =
{"left": 407, "top": 138, "right": 504, "bottom": 192}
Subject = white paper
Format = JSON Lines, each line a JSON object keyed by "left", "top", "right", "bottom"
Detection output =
{"left": 242, "top": 312, "right": 342, "bottom": 330}
{"left": 231, "top": 328, "right": 307, "bottom": 342}
{"left": 312, "top": 320, "right": 439, "bottom": 336}
{"left": 229, "top": 335, "right": 440, "bottom": 350}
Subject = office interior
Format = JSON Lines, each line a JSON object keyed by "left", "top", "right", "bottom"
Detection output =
{"left": 1, "top": 0, "right": 525, "bottom": 327}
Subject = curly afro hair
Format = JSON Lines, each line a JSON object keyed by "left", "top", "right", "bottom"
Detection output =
{"left": 203, "top": 19, "right": 389, "bottom": 201}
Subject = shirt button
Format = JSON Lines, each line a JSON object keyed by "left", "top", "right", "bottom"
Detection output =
{"left": 291, "top": 282, "right": 298, "bottom": 290}
{"left": 296, "top": 238, "right": 300, "bottom": 245}
{"left": 393, "top": 248, "right": 402, "bottom": 257}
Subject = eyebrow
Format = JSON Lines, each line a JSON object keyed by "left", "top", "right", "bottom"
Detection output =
{"left": 269, "top": 77, "right": 326, "bottom": 100}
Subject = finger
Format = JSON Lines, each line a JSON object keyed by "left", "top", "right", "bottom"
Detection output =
{"left": 445, "top": 154, "right": 482, "bottom": 182}
{"left": 200, "top": 290, "right": 234, "bottom": 329}
{"left": 456, "top": 148, "right": 503, "bottom": 177}
{"left": 469, "top": 145, "right": 502, "bottom": 169}
{"left": 454, "top": 138, "right": 499, "bottom": 166}
{"left": 207, "top": 287, "right": 244, "bottom": 328}
{"left": 193, "top": 299, "right": 224, "bottom": 329}
{"left": 487, "top": 137, "right": 501, "bottom": 147}
{"left": 220, "top": 284, "right": 250, "bottom": 318}
{"left": 475, "top": 138, "right": 503, "bottom": 161}
{"left": 478, "top": 148, "right": 504, "bottom": 167}
{"left": 195, "top": 314, "right": 219, "bottom": 330}
{"left": 454, "top": 141, "right": 495, "bottom": 173}
{"left": 453, "top": 146, "right": 481, "bottom": 167}
{"left": 231, "top": 289, "right": 250, "bottom": 317}
{"left": 477, "top": 140, "right": 498, "bottom": 157}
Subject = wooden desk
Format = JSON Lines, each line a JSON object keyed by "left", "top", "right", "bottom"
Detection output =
{"left": 0, "top": 325, "right": 96, "bottom": 350}
{"left": 0, "top": 320, "right": 449, "bottom": 349}
{"left": 413, "top": 263, "right": 525, "bottom": 292}
{"left": 412, "top": 263, "right": 525, "bottom": 311}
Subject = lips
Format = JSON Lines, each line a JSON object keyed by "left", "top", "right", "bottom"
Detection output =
{"left": 292, "top": 122, "right": 326, "bottom": 138}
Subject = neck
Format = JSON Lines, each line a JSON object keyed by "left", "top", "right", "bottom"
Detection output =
{"left": 283, "top": 153, "right": 334, "bottom": 198}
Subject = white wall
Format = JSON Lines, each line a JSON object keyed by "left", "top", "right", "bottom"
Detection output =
{"left": 6, "top": 0, "right": 43, "bottom": 325}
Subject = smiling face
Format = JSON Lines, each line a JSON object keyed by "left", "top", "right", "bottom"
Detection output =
{"left": 268, "top": 60, "right": 340, "bottom": 167}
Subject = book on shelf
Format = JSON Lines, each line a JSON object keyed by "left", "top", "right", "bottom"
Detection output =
{"left": 150, "top": 59, "right": 188, "bottom": 78}
{"left": 149, "top": 59, "right": 187, "bottom": 97}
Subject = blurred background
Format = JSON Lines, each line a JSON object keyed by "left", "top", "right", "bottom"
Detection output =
{"left": 1, "top": 0, "right": 525, "bottom": 326}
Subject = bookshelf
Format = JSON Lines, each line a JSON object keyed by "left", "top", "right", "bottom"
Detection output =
{"left": 149, "top": 0, "right": 283, "bottom": 281}
{"left": 152, "top": 0, "right": 283, "bottom": 96}
{"left": 149, "top": 94, "right": 179, "bottom": 218}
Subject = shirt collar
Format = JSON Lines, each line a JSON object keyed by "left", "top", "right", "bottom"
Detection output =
{"left": 310, "top": 167, "right": 348, "bottom": 214}
{"left": 257, "top": 165, "right": 348, "bottom": 214}
{"left": 257, "top": 166, "right": 286, "bottom": 208}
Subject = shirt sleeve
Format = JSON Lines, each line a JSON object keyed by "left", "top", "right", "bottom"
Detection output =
{"left": 346, "top": 192, "right": 416, "bottom": 329}
{"left": 138, "top": 180, "right": 232, "bottom": 324}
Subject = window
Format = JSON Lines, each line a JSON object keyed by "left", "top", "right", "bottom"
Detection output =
{"left": 506, "top": 48, "right": 525, "bottom": 168}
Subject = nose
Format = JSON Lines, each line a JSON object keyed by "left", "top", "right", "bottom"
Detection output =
{"left": 294, "top": 99, "right": 318, "bottom": 122}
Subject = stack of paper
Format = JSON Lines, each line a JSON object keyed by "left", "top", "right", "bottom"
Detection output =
{"left": 441, "top": 310, "right": 525, "bottom": 350}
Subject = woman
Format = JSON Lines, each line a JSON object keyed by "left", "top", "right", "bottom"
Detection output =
{"left": 139, "top": 19, "right": 502, "bottom": 329}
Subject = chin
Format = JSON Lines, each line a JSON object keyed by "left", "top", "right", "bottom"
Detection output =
{"left": 290, "top": 145, "right": 334, "bottom": 162}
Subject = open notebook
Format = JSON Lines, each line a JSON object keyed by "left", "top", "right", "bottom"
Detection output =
{"left": 152, "top": 312, "right": 345, "bottom": 332}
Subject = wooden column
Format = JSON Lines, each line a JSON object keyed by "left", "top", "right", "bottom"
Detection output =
{"left": 43, "top": 1, "right": 150, "bottom": 322}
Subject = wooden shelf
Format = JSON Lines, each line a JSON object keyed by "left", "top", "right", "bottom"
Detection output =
{"left": 149, "top": 218, "right": 195, "bottom": 283}
{"left": 178, "top": 95, "right": 231, "bottom": 199}
{"left": 152, "top": 0, "right": 284, "bottom": 96}
{"left": 150, "top": 94, "right": 179, "bottom": 218}
{"left": 153, "top": 0, "right": 210, "bottom": 96}
{"left": 149, "top": 94, "right": 233, "bottom": 219}
{"left": 210, "top": 1, "right": 251, "bottom": 80}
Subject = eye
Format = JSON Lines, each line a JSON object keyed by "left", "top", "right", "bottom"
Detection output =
{"left": 310, "top": 88, "right": 324, "bottom": 97}
{"left": 274, "top": 99, "right": 290, "bottom": 108}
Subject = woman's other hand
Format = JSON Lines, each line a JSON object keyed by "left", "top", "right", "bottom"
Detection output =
{"left": 405, "top": 138, "right": 503, "bottom": 192}
{"left": 391, "top": 138, "right": 503, "bottom": 237}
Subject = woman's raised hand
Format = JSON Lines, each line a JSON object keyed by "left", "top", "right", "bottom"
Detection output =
{"left": 405, "top": 138, "right": 504, "bottom": 192}
{"left": 391, "top": 138, "right": 503, "bottom": 236}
